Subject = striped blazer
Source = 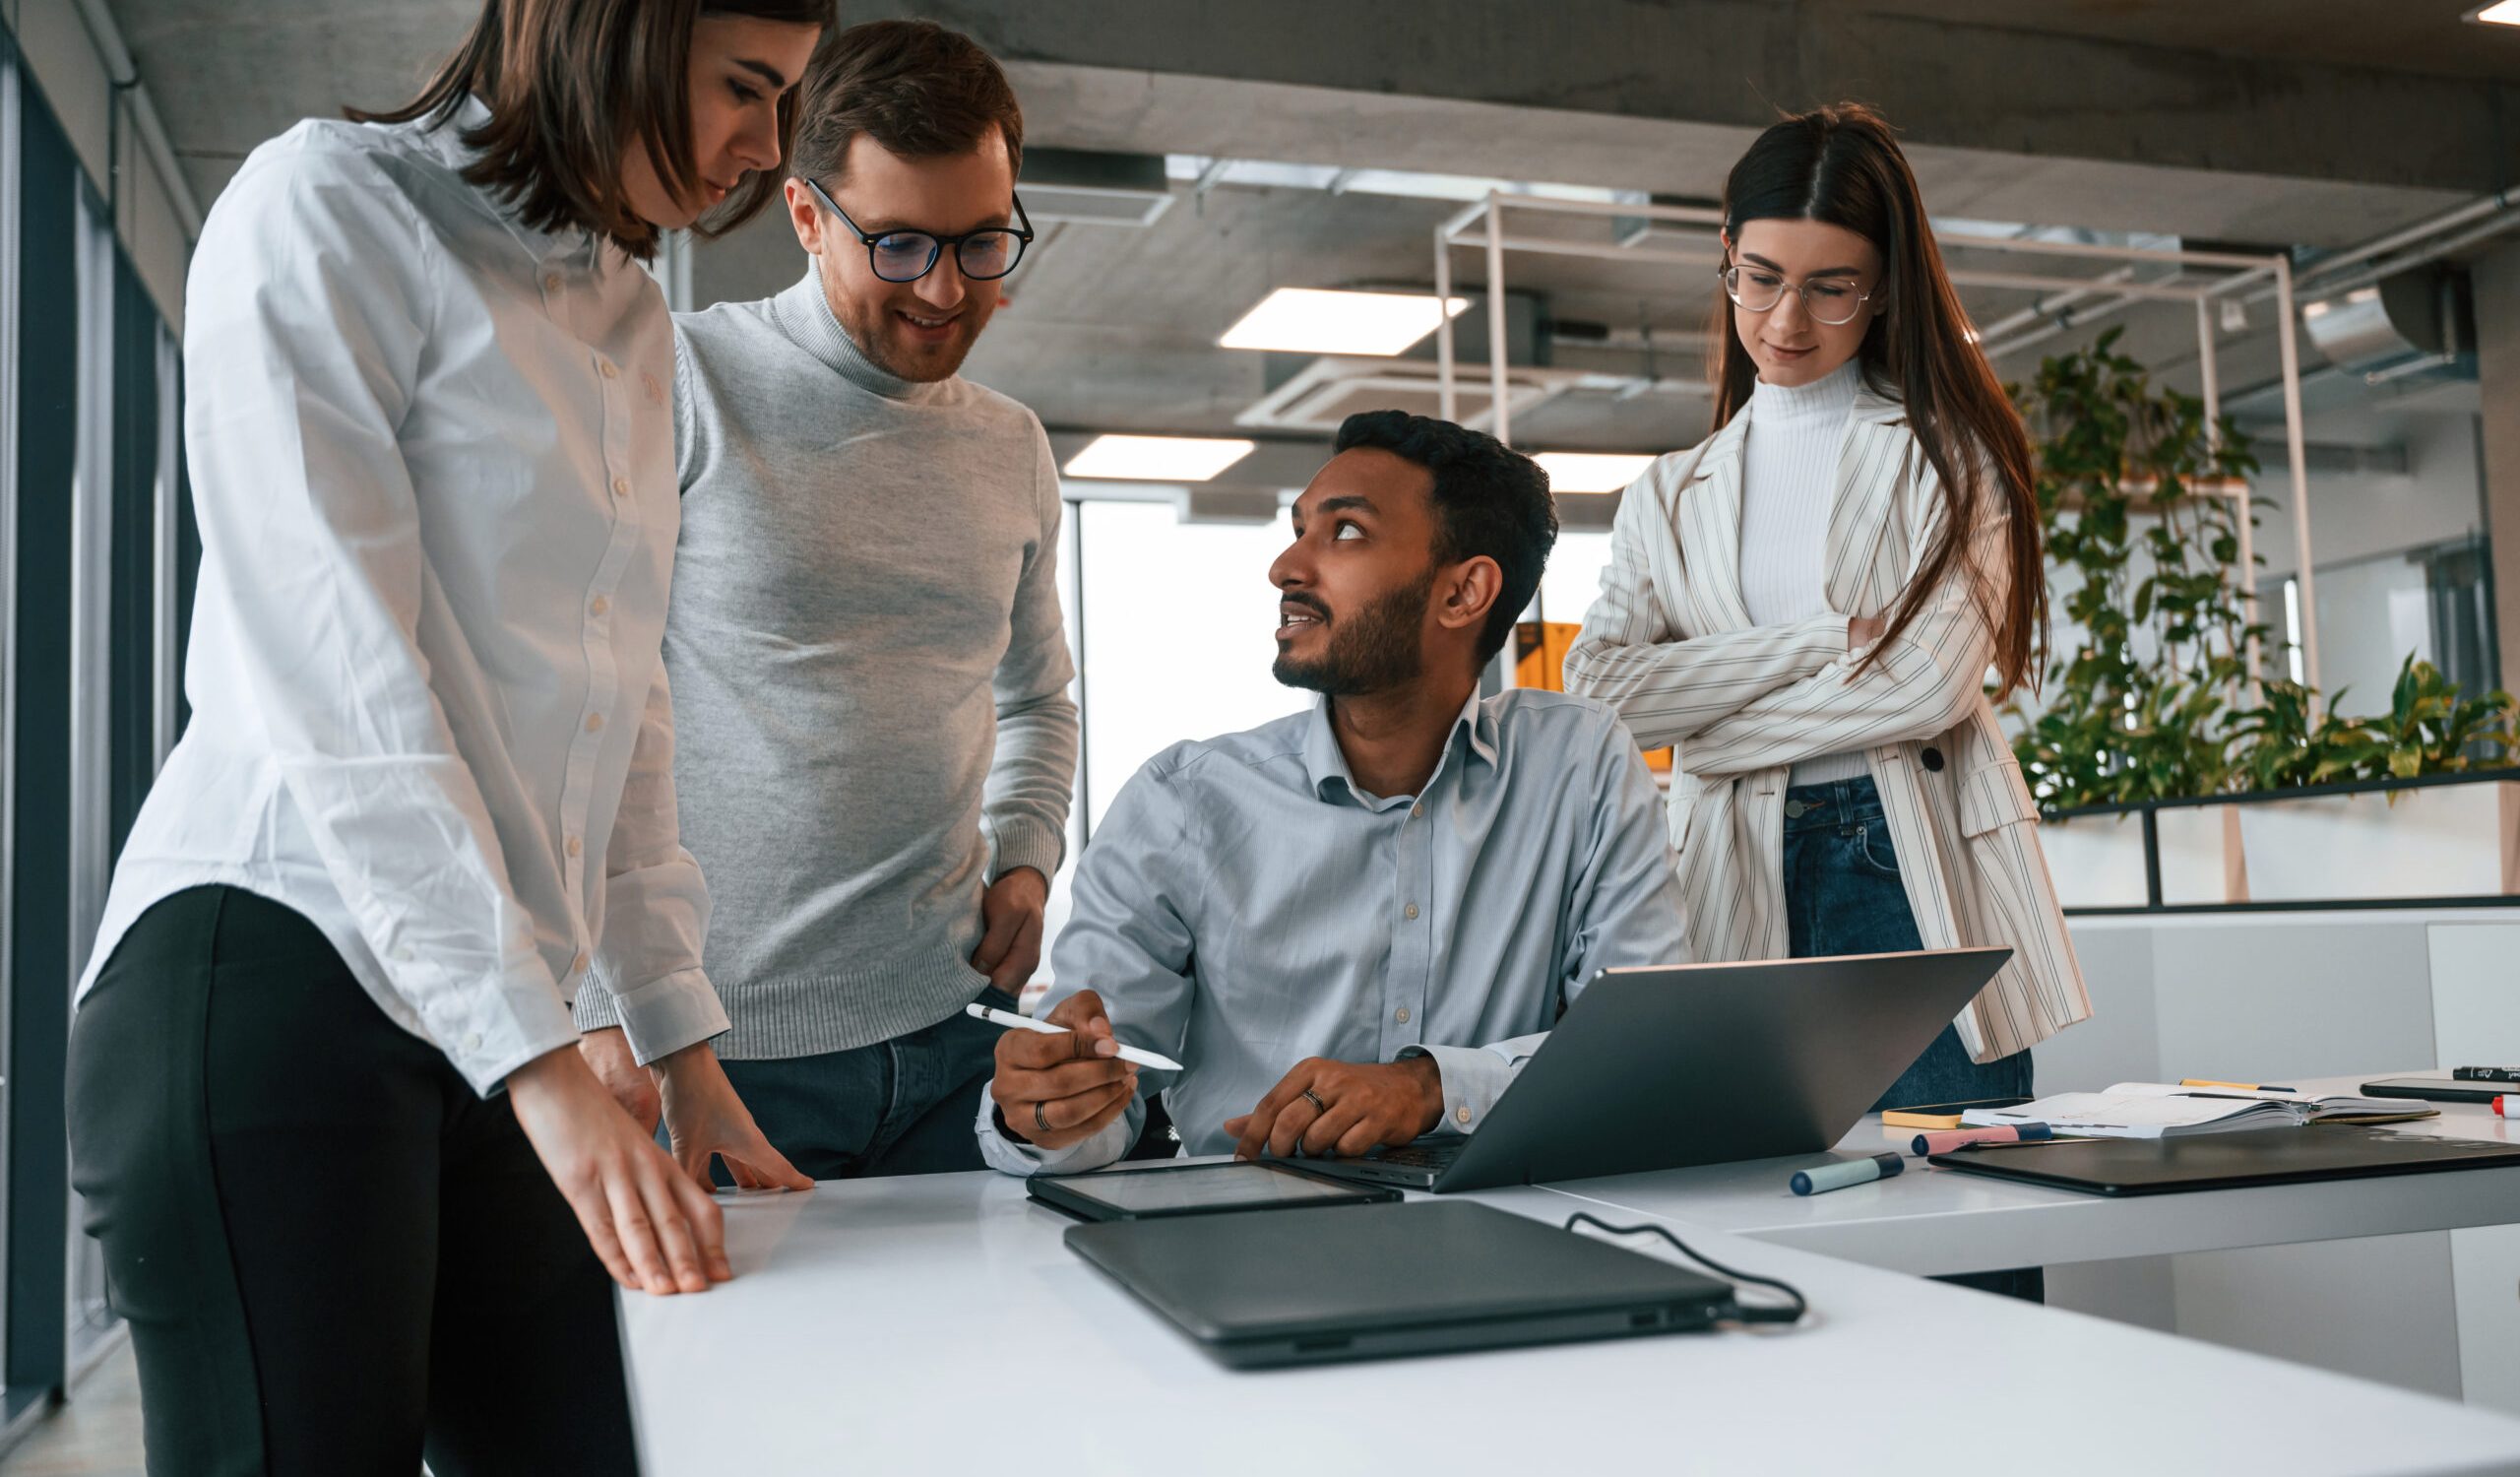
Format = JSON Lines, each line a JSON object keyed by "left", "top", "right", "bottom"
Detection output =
{"left": 1562, "top": 384, "right": 2091, "bottom": 1062}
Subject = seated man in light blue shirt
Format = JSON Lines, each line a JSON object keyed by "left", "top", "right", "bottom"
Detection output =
{"left": 977, "top": 410, "right": 1688, "bottom": 1175}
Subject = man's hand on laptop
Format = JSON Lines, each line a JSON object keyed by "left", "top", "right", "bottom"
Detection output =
{"left": 1226, "top": 1057, "right": 1443, "bottom": 1162}
{"left": 988, "top": 990, "right": 1139, "bottom": 1151}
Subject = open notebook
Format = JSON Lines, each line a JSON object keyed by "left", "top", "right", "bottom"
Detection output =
{"left": 1960, "top": 1083, "right": 2436, "bottom": 1139}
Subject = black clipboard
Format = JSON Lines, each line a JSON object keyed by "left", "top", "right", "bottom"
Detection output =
{"left": 1929, "top": 1124, "right": 2520, "bottom": 1196}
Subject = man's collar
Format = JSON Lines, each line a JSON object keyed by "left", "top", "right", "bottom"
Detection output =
{"left": 1301, "top": 688, "right": 1498, "bottom": 805}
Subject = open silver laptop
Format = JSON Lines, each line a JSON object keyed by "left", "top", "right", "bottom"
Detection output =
{"left": 1276, "top": 947, "right": 2010, "bottom": 1192}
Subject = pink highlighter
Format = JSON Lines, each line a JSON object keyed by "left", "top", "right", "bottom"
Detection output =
{"left": 1912, "top": 1123, "right": 2054, "bottom": 1156}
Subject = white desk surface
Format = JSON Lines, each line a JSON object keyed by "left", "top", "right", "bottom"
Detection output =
{"left": 620, "top": 1167, "right": 2520, "bottom": 1477}
{"left": 1540, "top": 1072, "right": 2520, "bottom": 1276}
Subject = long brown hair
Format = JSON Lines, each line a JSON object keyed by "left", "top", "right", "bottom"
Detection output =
{"left": 1710, "top": 102, "right": 2046, "bottom": 698}
{"left": 348, "top": 0, "right": 833, "bottom": 260}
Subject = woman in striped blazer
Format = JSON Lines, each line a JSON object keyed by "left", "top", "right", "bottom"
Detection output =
{"left": 1566, "top": 104, "right": 2092, "bottom": 1131}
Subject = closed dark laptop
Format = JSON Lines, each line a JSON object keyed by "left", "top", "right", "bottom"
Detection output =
{"left": 1064, "top": 1200, "right": 1732, "bottom": 1369}
{"left": 1932, "top": 1125, "right": 2520, "bottom": 1196}
{"left": 1290, "top": 947, "right": 2010, "bottom": 1192}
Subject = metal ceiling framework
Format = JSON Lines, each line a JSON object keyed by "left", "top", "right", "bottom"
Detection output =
{"left": 1434, "top": 192, "right": 2325, "bottom": 696}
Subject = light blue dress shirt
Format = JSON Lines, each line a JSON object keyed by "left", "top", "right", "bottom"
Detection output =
{"left": 976, "top": 687, "right": 1689, "bottom": 1173}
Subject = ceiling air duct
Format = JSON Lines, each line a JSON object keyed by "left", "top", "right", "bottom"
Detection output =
{"left": 1017, "top": 149, "right": 1174, "bottom": 227}
{"left": 2302, "top": 266, "right": 2475, "bottom": 386}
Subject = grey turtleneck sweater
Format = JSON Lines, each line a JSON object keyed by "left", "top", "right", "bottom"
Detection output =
{"left": 574, "top": 270, "right": 1077, "bottom": 1060}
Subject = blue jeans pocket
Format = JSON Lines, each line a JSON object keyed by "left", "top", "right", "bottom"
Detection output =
{"left": 1852, "top": 821, "right": 1901, "bottom": 880}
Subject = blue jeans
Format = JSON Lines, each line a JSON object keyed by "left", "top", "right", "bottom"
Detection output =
{"left": 1781, "top": 775, "right": 2043, "bottom": 1303}
{"left": 715, "top": 987, "right": 1015, "bottom": 1182}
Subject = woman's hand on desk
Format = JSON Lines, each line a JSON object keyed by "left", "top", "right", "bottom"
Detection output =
{"left": 1227, "top": 1057, "right": 1444, "bottom": 1162}
{"left": 989, "top": 990, "right": 1139, "bottom": 1151}
{"left": 508, "top": 1044, "right": 739, "bottom": 1297}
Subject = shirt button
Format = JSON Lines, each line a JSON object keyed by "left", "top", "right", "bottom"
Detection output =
{"left": 566, "top": 836, "right": 583, "bottom": 858}
{"left": 611, "top": 477, "right": 632, "bottom": 498}
{"left": 570, "top": 951, "right": 589, "bottom": 977}
{"left": 542, "top": 273, "right": 561, "bottom": 291}
{"left": 463, "top": 1032, "right": 484, "bottom": 1053}
{"left": 1456, "top": 1105, "right": 1473, "bottom": 1125}
{"left": 1405, "top": 903, "right": 1419, "bottom": 921}
{"left": 589, "top": 596, "right": 608, "bottom": 617}
{"left": 1411, "top": 803, "right": 1422, "bottom": 819}
{"left": 585, "top": 713, "right": 604, "bottom": 733}
{"left": 1396, "top": 1007, "right": 1411, "bottom": 1024}
{"left": 598, "top": 359, "right": 619, "bottom": 379}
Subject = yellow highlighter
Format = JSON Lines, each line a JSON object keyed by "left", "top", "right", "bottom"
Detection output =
{"left": 2180, "top": 1078, "right": 2299, "bottom": 1093}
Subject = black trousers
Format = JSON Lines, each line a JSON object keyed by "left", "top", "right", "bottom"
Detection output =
{"left": 68, "top": 886, "right": 638, "bottom": 1476}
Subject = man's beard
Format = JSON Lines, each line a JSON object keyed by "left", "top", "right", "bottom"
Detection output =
{"left": 1272, "top": 573, "right": 1433, "bottom": 695}
{"left": 826, "top": 264, "right": 990, "bottom": 383}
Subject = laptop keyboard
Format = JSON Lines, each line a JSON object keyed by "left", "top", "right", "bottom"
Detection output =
{"left": 1366, "top": 1140, "right": 1464, "bottom": 1170}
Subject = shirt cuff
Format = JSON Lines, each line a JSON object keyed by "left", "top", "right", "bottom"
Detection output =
{"left": 1401, "top": 1043, "right": 1516, "bottom": 1136}
{"left": 454, "top": 965, "right": 582, "bottom": 1100}
{"left": 987, "top": 816, "right": 1066, "bottom": 886}
{"left": 974, "top": 1090, "right": 1131, "bottom": 1177}
{"left": 591, "top": 966, "right": 731, "bottom": 1066}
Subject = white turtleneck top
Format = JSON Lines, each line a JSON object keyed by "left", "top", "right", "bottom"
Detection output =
{"left": 1739, "top": 359, "right": 1866, "bottom": 786}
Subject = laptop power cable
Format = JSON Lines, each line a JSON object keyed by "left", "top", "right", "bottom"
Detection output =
{"left": 1562, "top": 1211, "right": 1808, "bottom": 1326}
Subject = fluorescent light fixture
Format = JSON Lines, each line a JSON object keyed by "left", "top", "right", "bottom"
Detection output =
{"left": 1063, "top": 434, "right": 1256, "bottom": 482}
{"left": 1534, "top": 452, "right": 1656, "bottom": 494}
{"left": 2469, "top": 0, "right": 2520, "bottom": 24}
{"left": 1220, "top": 288, "right": 1471, "bottom": 356}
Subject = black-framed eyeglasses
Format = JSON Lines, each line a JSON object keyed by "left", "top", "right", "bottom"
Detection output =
{"left": 1719, "top": 263, "right": 1877, "bottom": 326}
{"left": 803, "top": 176, "right": 1034, "bottom": 283}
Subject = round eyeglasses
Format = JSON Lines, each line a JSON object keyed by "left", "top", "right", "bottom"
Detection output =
{"left": 804, "top": 176, "right": 1034, "bottom": 284}
{"left": 1719, "top": 264, "right": 1876, "bottom": 326}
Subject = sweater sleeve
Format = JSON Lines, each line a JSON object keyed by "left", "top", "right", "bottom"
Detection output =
{"left": 982, "top": 426, "right": 1080, "bottom": 883}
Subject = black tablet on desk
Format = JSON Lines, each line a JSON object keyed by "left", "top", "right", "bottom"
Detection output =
{"left": 1027, "top": 1160, "right": 1399, "bottom": 1223}
{"left": 1929, "top": 1124, "right": 2520, "bottom": 1196}
{"left": 2363, "top": 1076, "right": 2504, "bottom": 1105}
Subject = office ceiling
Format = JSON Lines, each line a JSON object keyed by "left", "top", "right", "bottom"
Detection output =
{"left": 94, "top": 0, "right": 2520, "bottom": 466}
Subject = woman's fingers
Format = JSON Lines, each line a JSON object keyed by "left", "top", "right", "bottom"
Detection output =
{"left": 637, "top": 1166, "right": 712, "bottom": 1295}
{"left": 563, "top": 1178, "right": 641, "bottom": 1291}
{"left": 604, "top": 1168, "right": 674, "bottom": 1296}
{"left": 673, "top": 1171, "right": 732, "bottom": 1283}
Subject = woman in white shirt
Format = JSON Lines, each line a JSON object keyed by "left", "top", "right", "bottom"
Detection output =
{"left": 66, "top": 2, "right": 826, "bottom": 1469}
{"left": 1566, "top": 105, "right": 2092, "bottom": 1295}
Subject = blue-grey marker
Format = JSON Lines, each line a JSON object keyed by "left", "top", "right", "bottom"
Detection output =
{"left": 1791, "top": 1152, "right": 1905, "bottom": 1196}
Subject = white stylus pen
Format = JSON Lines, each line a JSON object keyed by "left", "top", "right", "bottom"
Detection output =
{"left": 965, "top": 1002, "right": 1185, "bottom": 1072}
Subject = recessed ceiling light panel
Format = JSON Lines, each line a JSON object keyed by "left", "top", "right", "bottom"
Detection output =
{"left": 1220, "top": 288, "right": 1472, "bottom": 356}
{"left": 2469, "top": 0, "right": 2520, "bottom": 23}
{"left": 1533, "top": 452, "right": 1656, "bottom": 494}
{"left": 1062, "top": 434, "right": 1258, "bottom": 482}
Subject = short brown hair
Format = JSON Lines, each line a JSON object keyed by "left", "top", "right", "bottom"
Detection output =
{"left": 789, "top": 20, "right": 1025, "bottom": 187}
{"left": 349, "top": 0, "right": 835, "bottom": 260}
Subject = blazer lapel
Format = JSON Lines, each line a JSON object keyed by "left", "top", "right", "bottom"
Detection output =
{"left": 1824, "top": 387, "right": 1914, "bottom": 615}
{"left": 1674, "top": 415, "right": 1755, "bottom": 634}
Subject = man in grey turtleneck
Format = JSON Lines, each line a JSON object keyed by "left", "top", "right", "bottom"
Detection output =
{"left": 574, "top": 20, "right": 1077, "bottom": 1179}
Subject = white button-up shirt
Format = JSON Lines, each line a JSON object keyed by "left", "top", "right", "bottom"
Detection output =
{"left": 77, "top": 101, "right": 727, "bottom": 1094}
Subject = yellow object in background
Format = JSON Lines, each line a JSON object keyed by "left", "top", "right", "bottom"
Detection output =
{"left": 1515, "top": 620, "right": 1670, "bottom": 772}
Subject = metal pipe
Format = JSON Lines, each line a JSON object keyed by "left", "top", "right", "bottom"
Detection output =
{"left": 1975, "top": 265, "right": 2139, "bottom": 344}
{"left": 69, "top": 0, "right": 205, "bottom": 237}
{"left": 1433, "top": 223, "right": 1457, "bottom": 423}
{"left": 1484, "top": 192, "right": 1512, "bottom": 446}
{"left": 2273, "top": 254, "right": 2323, "bottom": 708}
{"left": 2287, "top": 206, "right": 2520, "bottom": 306}
{"left": 1448, "top": 191, "right": 2276, "bottom": 271}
